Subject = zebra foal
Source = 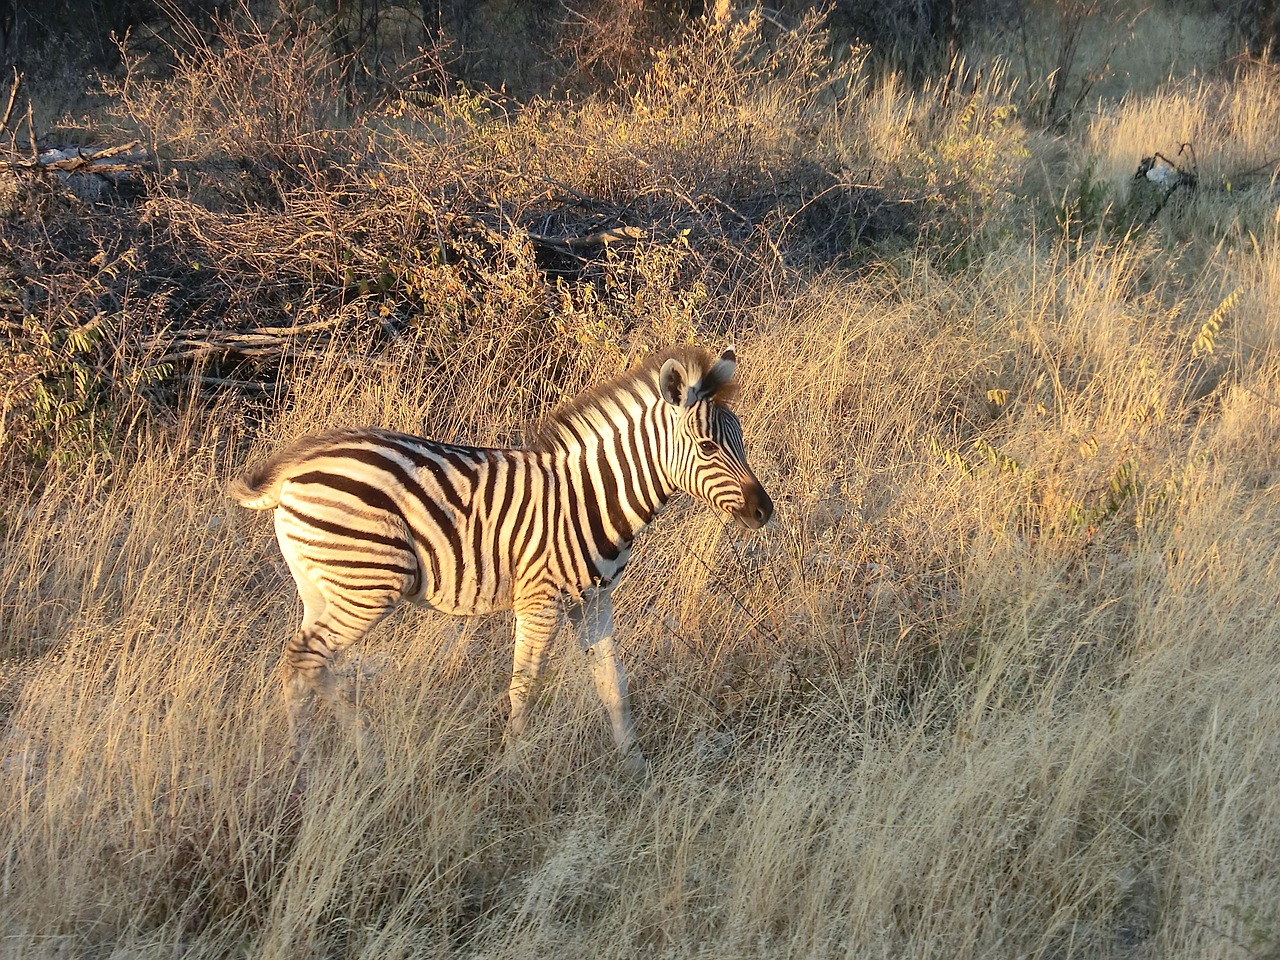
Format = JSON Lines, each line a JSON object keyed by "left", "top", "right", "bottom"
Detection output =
{"left": 230, "top": 345, "right": 773, "bottom": 773}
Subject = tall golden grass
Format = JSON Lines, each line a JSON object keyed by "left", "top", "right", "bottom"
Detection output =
{"left": 3, "top": 5, "right": 1279, "bottom": 958}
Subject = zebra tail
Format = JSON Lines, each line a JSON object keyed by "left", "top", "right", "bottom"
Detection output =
{"left": 228, "top": 462, "right": 285, "bottom": 510}
{"left": 229, "top": 429, "right": 363, "bottom": 510}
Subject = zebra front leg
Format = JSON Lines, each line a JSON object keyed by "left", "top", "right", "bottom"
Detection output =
{"left": 507, "top": 600, "right": 560, "bottom": 743}
{"left": 568, "top": 587, "right": 647, "bottom": 777}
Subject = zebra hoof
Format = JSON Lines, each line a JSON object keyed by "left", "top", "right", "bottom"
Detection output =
{"left": 353, "top": 731, "right": 385, "bottom": 771}
{"left": 620, "top": 748, "right": 650, "bottom": 781}
{"left": 499, "top": 735, "right": 536, "bottom": 777}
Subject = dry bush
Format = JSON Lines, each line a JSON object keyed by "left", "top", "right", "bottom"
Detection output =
{"left": 1016, "top": 58, "right": 1280, "bottom": 258}
{"left": 1, "top": 4, "right": 896, "bottom": 489}
{"left": 107, "top": 2, "right": 351, "bottom": 168}
{"left": 1079, "top": 3, "right": 1228, "bottom": 100}
{"left": 823, "top": 0, "right": 969, "bottom": 74}
{"left": 980, "top": 0, "right": 1221, "bottom": 129}
{"left": 557, "top": 0, "right": 687, "bottom": 89}
{"left": 1085, "top": 61, "right": 1280, "bottom": 203}
{"left": 830, "top": 56, "right": 1028, "bottom": 252}
{"left": 0, "top": 175, "right": 181, "bottom": 486}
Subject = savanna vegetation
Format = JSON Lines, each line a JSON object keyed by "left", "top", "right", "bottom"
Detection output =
{"left": 2, "top": 1, "right": 1279, "bottom": 957}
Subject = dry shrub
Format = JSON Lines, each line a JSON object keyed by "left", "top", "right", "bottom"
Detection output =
{"left": 8, "top": 7, "right": 904, "bottom": 470}
{"left": 107, "top": 2, "right": 350, "bottom": 168}
{"left": 3, "top": 3, "right": 889, "bottom": 480}
{"left": 1079, "top": 61, "right": 1280, "bottom": 236}
{"left": 1087, "top": 64, "right": 1280, "bottom": 187}
{"left": 831, "top": 56, "right": 1029, "bottom": 251}
{"left": 557, "top": 0, "right": 686, "bottom": 89}
{"left": 0, "top": 178, "right": 181, "bottom": 488}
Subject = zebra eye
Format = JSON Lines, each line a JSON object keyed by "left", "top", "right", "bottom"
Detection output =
{"left": 698, "top": 440, "right": 719, "bottom": 456}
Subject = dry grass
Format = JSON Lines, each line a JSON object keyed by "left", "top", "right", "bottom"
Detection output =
{"left": 3, "top": 5, "right": 1280, "bottom": 959}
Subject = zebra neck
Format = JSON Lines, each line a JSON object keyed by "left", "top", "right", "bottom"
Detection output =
{"left": 549, "top": 400, "right": 677, "bottom": 546}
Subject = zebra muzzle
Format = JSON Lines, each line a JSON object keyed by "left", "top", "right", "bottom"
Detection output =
{"left": 734, "top": 480, "right": 774, "bottom": 529}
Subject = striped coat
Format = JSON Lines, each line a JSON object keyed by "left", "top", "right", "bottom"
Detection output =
{"left": 231, "top": 345, "right": 773, "bottom": 773}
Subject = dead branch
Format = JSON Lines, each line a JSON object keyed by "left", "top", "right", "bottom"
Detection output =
{"left": 33, "top": 141, "right": 145, "bottom": 172}
{"left": 527, "top": 224, "right": 649, "bottom": 251}
{"left": 0, "top": 67, "right": 18, "bottom": 133}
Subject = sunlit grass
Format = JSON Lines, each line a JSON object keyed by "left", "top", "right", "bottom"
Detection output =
{"left": 3, "top": 7, "right": 1280, "bottom": 959}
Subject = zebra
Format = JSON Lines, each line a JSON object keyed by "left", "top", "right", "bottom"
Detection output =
{"left": 229, "top": 345, "right": 773, "bottom": 774}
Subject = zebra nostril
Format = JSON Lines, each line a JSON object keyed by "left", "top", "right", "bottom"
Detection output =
{"left": 735, "top": 494, "right": 772, "bottom": 529}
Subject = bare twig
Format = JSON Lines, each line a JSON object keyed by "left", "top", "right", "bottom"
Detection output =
{"left": 0, "top": 67, "right": 19, "bottom": 134}
{"left": 527, "top": 225, "right": 649, "bottom": 251}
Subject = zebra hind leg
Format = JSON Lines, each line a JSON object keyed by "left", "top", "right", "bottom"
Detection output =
{"left": 271, "top": 511, "right": 408, "bottom": 769}
{"left": 280, "top": 640, "right": 320, "bottom": 765}
{"left": 281, "top": 619, "right": 382, "bottom": 766}
{"left": 504, "top": 598, "right": 562, "bottom": 763}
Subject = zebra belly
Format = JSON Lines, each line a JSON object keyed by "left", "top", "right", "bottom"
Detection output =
{"left": 412, "top": 588, "right": 512, "bottom": 618}
{"left": 408, "top": 541, "right": 516, "bottom": 617}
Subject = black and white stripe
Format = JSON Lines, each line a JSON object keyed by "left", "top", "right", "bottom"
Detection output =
{"left": 231, "top": 345, "right": 773, "bottom": 772}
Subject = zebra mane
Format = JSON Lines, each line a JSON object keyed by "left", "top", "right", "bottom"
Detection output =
{"left": 530, "top": 346, "right": 737, "bottom": 453}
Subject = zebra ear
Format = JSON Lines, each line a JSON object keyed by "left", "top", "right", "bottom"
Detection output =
{"left": 698, "top": 346, "right": 737, "bottom": 398}
{"left": 659, "top": 358, "right": 692, "bottom": 407}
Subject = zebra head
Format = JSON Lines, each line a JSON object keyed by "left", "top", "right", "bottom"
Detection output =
{"left": 658, "top": 346, "right": 774, "bottom": 529}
